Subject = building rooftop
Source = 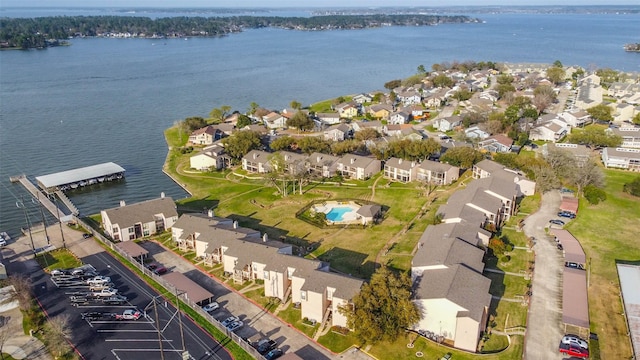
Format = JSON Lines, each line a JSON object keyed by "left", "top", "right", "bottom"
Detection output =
{"left": 102, "top": 197, "right": 177, "bottom": 230}
{"left": 36, "top": 162, "right": 125, "bottom": 189}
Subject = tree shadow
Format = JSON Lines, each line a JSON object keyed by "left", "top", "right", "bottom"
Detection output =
{"left": 177, "top": 197, "right": 219, "bottom": 214}
{"left": 317, "top": 247, "right": 373, "bottom": 278}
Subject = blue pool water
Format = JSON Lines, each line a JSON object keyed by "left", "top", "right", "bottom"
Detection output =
{"left": 325, "top": 207, "right": 355, "bottom": 222}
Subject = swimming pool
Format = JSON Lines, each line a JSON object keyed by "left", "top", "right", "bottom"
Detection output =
{"left": 325, "top": 206, "right": 356, "bottom": 222}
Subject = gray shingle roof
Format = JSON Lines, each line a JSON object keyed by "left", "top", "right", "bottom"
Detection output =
{"left": 414, "top": 264, "right": 491, "bottom": 322}
{"left": 413, "top": 224, "right": 485, "bottom": 273}
{"left": 103, "top": 197, "right": 177, "bottom": 229}
{"left": 356, "top": 204, "right": 381, "bottom": 218}
{"left": 419, "top": 160, "right": 456, "bottom": 173}
{"left": 385, "top": 157, "right": 418, "bottom": 171}
{"left": 301, "top": 270, "right": 364, "bottom": 300}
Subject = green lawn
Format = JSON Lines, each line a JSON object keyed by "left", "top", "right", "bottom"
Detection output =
{"left": 278, "top": 304, "right": 318, "bottom": 338}
{"left": 564, "top": 169, "right": 640, "bottom": 360}
{"left": 36, "top": 248, "right": 83, "bottom": 271}
{"left": 317, "top": 330, "right": 360, "bottom": 353}
{"left": 484, "top": 272, "right": 530, "bottom": 299}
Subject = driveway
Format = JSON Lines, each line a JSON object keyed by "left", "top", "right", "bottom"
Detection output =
{"left": 522, "top": 190, "right": 566, "bottom": 360}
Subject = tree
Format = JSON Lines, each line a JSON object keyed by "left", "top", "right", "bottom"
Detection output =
{"left": 384, "top": 79, "right": 402, "bottom": 90}
{"left": 432, "top": 73, "right": 454, "bottom": 88}
{"left": 236, "top": 114, "right": 252, "bottom": 128}
{"left": 567, "top": 125, "right": 622, "bottom": 148}
{"left": 340, "top": 267, "right": 420, "bottom": 344}
{"left": 248, "top": 102, "right": 260, "bottom": 115}
{"left": 286, "top": 111, "right": 314, "bottom": 131}
{"left": 417, "top": 64, "right": 426, "bottom": 74}
{"left": 553, "top": 60, "right": 563, "bottom": 68}
{"left": 440, "top": 147, "right": 484, "bottom": 168}
{"left": 632, "top": 112, "right": 640, "bottom": 125}
{"left": 452, "top": 87, "right": 473, "bottom": 101}
{"left": 290, "top": 100, "right": 302, "bottom": 110}
{"left": 221, "top": 130, "right": 262, "bottom": 161}
{"left": 570, "top": 160, "right": 605, "bottom": 195}
{"left": 623, "top": 176, "right": 640, "bottom": 197}
{"left": 583, "top": 184, "right": 606, "bottom": 205}
{"left": 496, "top": 83, "right": 516, "bottom": 99}
{"left": 297, "top": 136, "right": 331, "bottom": 154}
{"left": 182, "top": 116, "right": 207, "bottom": 132}
{"left": 265, "top": 152, "right": 290, "bottom": 197}
{"left": 7, "top": 275, "right": 32, "bottom": 312}
{"left": 354, "top": 128, "right": 380, "bottom": 142}
{"left": 532, "top": 93, "right": 553, "bottom": 115}
{"left": 269, "top": 135, "right": 295, "bottom": 151}
{"left": 544, "top": 147, "right": 576, "bottom": 179}
{"left": 546, "top": 66, "right": 566, "bottom": 84}
{"left": 209, "top": 105, "right": 232, "bottom": 124}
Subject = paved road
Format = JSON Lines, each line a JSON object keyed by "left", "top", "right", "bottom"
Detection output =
{"left": 522, "top": 191, "right": 567, "bottom": 360}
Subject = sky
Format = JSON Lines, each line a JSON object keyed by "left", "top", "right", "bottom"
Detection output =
{"left": 3, "top": 0, "right": 640, "bottom": 7}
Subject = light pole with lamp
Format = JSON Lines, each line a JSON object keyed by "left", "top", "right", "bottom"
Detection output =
{"left": 16, "top": 196, "right": 36, "bottom": 256}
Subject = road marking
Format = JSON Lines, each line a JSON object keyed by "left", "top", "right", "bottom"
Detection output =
{"left": 105, "top": 339, "right": 173, "bottom": 342}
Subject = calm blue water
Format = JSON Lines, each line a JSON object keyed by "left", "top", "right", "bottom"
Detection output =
{"left": 325, "top": 207, "right": 355, "bottom": 222}
{"left": 1, "top": 9, "right": 639, "bottom": 237}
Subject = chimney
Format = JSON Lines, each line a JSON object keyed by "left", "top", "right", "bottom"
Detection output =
{"left": 350, "top": 157, "right": 356, "bottom": 164}
{"left": 208, "top": 209, "right": 214, "bottom": 218}
{"left": 253, "top": 152, "right": 258, "bottom": 160}
{"left": 233, "top": 220, "right": 238, "bottom": 229}
{"left": 119, "top": 200, "right": 126, "bottom": 207}
{"left": 262, "top": 233, "right": 268, "bottom": 242}
{"left": 317, "top": 155, "right": 321, "bottom": 163}
{"left": 161, "top": 192, "right": 165, "bottom": 198}
{"left": 398, "top": 158, "right": 403, "bottom": 164}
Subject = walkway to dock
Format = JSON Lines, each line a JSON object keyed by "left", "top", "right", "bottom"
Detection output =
{"left": 55, "top": 190, "right": 79, "bottom": 215}
{"left": 10, "top": 175, "right": 75, "bottom": 220}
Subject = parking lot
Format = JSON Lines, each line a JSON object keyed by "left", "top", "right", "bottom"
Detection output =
{"left": 33, "top": 251, "right": 233, "bottom": 360}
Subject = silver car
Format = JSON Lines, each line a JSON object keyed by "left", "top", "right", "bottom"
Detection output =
{"left": 561, "top": 334, "right": 588, "bottom": 349}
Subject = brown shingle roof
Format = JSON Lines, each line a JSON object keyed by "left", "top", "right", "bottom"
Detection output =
{"left": 103, "top": 197, "right": 177, "bottom": 230}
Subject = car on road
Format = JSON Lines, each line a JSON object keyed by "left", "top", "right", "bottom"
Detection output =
{"left": 82, "top": 233, "right": 94, "bottom": 238}
{"left": 562, "top": 334, "right": 588, "bottom": 349}
{"left": 265, "top": 348, "right": 284, "bottom": 360}
{"left": 221, "top": 316, "right": 239, "bottom": 327}
{"left": 557, "top": 243, "right": 564, "bottom": 250}
{"left": 226, "top": 320, "right": 243, "bottom": 332}
{"left": 559, "top": 343, "right": 589, "bottom": 358}
{"left": 549, "top": 219, "right": 565, "bottom": 226}
{"left": 565, "top": 262, "right": 584, "bottom": 270}
{"left": 557, "top": 211, "right": 576, "bottom": 219}
{"left": 202, "top": 302, "right": 219, "bottom": 313}
{"left": 255, "top": 339, "right": 278, "bottom": 355}
{"left": 115, "top": 309, "right": 142, "bottom": 320}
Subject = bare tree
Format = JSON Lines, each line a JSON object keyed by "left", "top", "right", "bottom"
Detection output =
{"left": 7, "top": 275, "right": 32, "bottom": 312}
{"left": 0, "top": 316, "right": 10, "bottom": 360}
{"left": 570, "top": 160, "right": 605, "bottom": 195}
{"left": 45, "top": 314, "right": 73, "bottom": 358}
{"left": 544, "top": 147, "right": 576, "bottom": 179}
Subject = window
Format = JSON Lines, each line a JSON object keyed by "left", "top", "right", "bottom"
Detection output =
{"left": 128, "top": 227, "right": 134, "bottom": 234}
{"left": 300, "top": 291, "right": 306, "bottom": 301}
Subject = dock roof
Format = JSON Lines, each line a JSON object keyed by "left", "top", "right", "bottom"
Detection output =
{"left": 36, "top": 162, "right": 125, "bottom": 189}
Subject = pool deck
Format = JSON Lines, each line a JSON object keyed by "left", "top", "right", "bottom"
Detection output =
{"left": 312, "top": 201, "right": 361, "bottom": 224}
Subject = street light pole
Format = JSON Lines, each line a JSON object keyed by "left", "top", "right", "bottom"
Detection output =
{"left": 34, "top": 192, "right": 50, "bottom": 245}
{"left": 53, "top": 196, "right": 67, "bottom": 248}
{"left": 175, "top": 289, "right": 187, "bottom": 356}
{"left": 16, "top": 196, "right": 36, "bottom": 256}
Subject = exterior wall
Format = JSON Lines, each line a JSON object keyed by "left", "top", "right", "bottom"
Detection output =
{"left": 100, "top": 210, "right": 115, "bottom": 238}
{"left": 515, "top": 178, "right": 537, "bottom": 196}
{"left": 301, "top": 290, "right": 325, "bottom": 324}
{"left": 454, "top": 317, "right": 482, "bottom": 352}
{"left": 414, "top": 298, "right": 465, "bottom": 340}
{"left": 364, "top": 160, "right": 382, "bottom": 179}
{"left": 332, "top": 297, "right": 351, "bottom": 328}
{"left": 172, "top": 227, "right": 185, "bottom": 242}
{"left": 222, "top": 254, "right": 237, "bottom": 274}
{"left": 190, "top": 154, "right": 218, "bottom": 170}
{"left": 264, "top": 271, "right": 286, "bottom": 300}
{"left": 290, "top": 275, "right": 305, "bottom": 304}
{"left": 445, "top": 167, "right": 460, "bottom": 184}
{"left": 194, "top": 240, "right": 210, "bottom": 258}
{"left": 251, "top": 262, "right": 266, "bottom": 280}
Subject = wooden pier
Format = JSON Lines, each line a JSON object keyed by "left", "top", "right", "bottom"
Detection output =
{"left": 10, "top": 174, "right": 78, "bottom": 219}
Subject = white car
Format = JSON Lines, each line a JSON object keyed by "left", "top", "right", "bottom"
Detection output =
{"left": 202, "top": 302, "right": 219, "bottom": 313}
{"left": 226, "top": 320, "right": 243, "bottom": 332}
{"left": 87, "top": 276, "right": 111, "bottom": 285}
{"left": 221, "top": 316, "right": 239, "bottom": 327}
{"left": 561, "top": 334, "right": 588, "bottom": 349}
{"left": 116, "top": 309, "right": 142, "bottom": 320}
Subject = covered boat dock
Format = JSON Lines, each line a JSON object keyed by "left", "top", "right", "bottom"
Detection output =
{"left": 35, "top": 162, "right": 125, "bottom": 193}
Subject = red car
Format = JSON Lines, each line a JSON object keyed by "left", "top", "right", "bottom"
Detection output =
{"left": 559, "top": 343, "right": 589, "bottom": 358}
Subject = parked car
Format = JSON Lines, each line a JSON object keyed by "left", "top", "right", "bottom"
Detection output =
{"left": 103, "top": 295, "right": 128, "bottom": 305}
{"left": 221, "top": 316, "right": 239, "bottom": 327}
{"left": 51, "top": 269, "right": 71, "bottom": 277}
{"left": 226, "top": 320, "right": 243, "bottom": 332}
{"left": 557, "top": 243, "right": 564, "bottom": 250}
{"left": 549, "top": 219, "right": 565, "bottom": 226}
{"left": 82, "top": 233, "right": 94, "bottom": 238}
{"left": 145, "top": 262, "right": 159, "bottom": 270}
{"left": 69, "top": 296, "right": 90, "bottom": 306}
{"left": 86, "top": 276, "right": 111, "bottom": 285}
{"left": 557, "top": 211, "right": 576, "bottom": 219}
{"left": 265, "top": 348, "right": 284, "bottom": 360}
{"left": 562, "top": 334, "right": 589, "bottom": 349}
{"left": 255, "top": 339, "right": 278, "bottom": 355}
{"left": 565, "top": 262, "right": 584, "bottom": 270}
{"left": 115, "top": 309, "right": 142, "bottom": 320}
{"left": 559, "top": 343, "right": 589, "bottom": 358}
{"left": 153, "top": 266, "right": 168, "bottom": 275}
{"left": 81, "top": 312, "right": 112, "bottom": 321}
{"left": 202, "top": 302, "right": 219, "bottom": 313}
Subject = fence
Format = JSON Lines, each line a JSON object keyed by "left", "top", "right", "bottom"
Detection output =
{"left": 74, "top": 216, "right": 266, "bottom": 359}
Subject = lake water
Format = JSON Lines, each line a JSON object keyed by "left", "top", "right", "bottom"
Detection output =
{"left": 1, "top": 9, "right": 639, "bottom": 237}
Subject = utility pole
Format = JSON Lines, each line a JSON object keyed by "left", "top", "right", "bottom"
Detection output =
{"left": 153, "top": 298, "right": 165, "bottom": 360}
{"left": 53, "top": 196, "right": 67, "bottom": 248}
{"left": 16, "top": 196, "right": 36, "bottom": 256}
{"left": 34, "top": 192, "right": 50, "bottom": 245}
{"left": 176, "top": 290, "right": 188, "bottom": 359}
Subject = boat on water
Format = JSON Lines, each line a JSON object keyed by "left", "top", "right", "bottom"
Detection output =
{"left": 0, "top": 231, "right": 11, "bottom": 242}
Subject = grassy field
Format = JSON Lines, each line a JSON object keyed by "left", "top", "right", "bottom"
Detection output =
{"left": 36, "top": 248, "right": 83, "bottom": 271}
{"left": 565, "top": 169, "right": 640, "bottom": 360}
{"left": 163, "top": 126, "right": 537, "bottom": 358}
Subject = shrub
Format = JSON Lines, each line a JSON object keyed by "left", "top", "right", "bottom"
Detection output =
{"left": 500, "top": 255, "right": 511, "bottom": 263}
{"left": 623, "top": 176, "right": 640, "bottom": 197}
{"left": 584, "top": 184, "right": 607, "bottom": 205}
{"left": 489, "top": 238, "right": 507, "bottom": 256}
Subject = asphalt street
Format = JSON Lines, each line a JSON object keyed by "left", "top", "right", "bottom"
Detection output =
{"left": 31, "top": 251, "right": 233, "bottom": 360}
